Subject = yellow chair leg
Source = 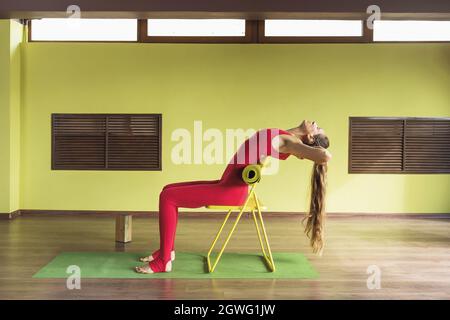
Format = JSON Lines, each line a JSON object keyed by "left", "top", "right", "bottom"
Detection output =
{"left": 254, "top": 195, "right": 276, "bottom": 272}
{"left": 207, "top": 207, "right": 246, "bottom": 272}
{"left": 252, "top": 209, "right": 267, "bottom": 257}
{"left": 207, "top": 209, "right": 232, "bottom": 272}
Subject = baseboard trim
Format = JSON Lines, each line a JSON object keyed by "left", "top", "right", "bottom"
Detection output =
{"left": 0, "top": 210, "right": 21, "bottom": 220}
{"left": 17, "top": 209, "right": 450, "bottom": 219}
{"left": 19, "top": 209, "right": 151, "bottom": 217}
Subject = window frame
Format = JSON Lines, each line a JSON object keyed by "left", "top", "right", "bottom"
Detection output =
{"left": 348, "top": 117, "right": 450, "bottom": 174}
{"left": 26, "top": 17, "right": 450, "bottom": 44}
{"left": 51, "top": 113, "right": 162, "bottom": 171}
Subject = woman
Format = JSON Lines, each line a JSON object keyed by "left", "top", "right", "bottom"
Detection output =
{"left": 136, "top": 120, "right": 331, "bottom": 273}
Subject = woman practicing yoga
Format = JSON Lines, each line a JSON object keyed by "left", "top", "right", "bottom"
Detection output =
{"left": 136, "top": 120, "right": 331, "bottom": 273}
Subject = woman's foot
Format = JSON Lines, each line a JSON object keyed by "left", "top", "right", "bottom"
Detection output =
{"left": 139, "top": 250, "right": 175, "bottom": 263}
{"left": 135, "top": 258, "right": 172, "bottom": 274}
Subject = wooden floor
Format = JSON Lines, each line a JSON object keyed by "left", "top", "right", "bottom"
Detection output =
{"left": 0, "top": 214, "right": 449, "bottom": 300}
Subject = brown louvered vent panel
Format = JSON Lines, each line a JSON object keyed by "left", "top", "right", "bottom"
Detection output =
{"left": 107, "top": 115, "right": 161, "bottom": 170}
{"left": 350, "top": 118, "right": 404, "bottom": 173}
{"left": 53, "top": 115, "right": 106, "bottom": 169}
{"left": 52, "top": 114, "right": 161, "bottom": 171}
{"left": 349, "top": 117, "right": 450, "bottom": 174}
{"left": 404, "top": 119, "right": 450, "bottom": 173}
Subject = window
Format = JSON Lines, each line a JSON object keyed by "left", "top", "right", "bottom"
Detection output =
{"left": 373, "top": 20, "right": 450, "bottom": 42}
{"left": 349, "top": 117, "right": 450, "bottom": 174}
{"left": 30, "top": 19, "right": 138, "bottom": 41}
{"left": 147, "top": 19, "right": 245, "bottom": 37}
{"left": 52, "top": 114, "right": 161, "bottom": 170}
{"left": 260, "top": 19, "right": 367, "bottom": 43}
{"left": 138, "top": 19, "right": 256, "bottom": 43}
{"left": 264, "top": 20, "right": 363, "bottom": 37}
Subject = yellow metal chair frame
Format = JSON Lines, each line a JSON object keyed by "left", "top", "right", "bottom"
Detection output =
{"left": 206, "top": 163, "right": 275, "bottom": 273}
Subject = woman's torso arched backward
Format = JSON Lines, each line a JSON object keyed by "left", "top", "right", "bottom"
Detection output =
{"left": 154, "top": 128, "right": 292, "bottom": 267}
{"left": 162, "top": 128, "right": 292, "bottom": 206}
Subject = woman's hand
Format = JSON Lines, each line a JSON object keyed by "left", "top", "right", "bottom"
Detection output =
{"left": 316, "top": 148, "right": 332, "bottom": 165}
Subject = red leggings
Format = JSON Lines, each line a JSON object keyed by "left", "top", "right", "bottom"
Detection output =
{"left": 152, "top": 180, "right": 248, "bottom": 269}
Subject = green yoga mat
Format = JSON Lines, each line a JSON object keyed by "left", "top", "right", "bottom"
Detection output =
{"left": 33, "top": 252, "right": 319, "bottom": 279}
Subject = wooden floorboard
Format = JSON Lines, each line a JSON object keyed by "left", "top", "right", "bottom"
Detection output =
{"left": 0, "top": 215, "right": 449, "bottom": 299}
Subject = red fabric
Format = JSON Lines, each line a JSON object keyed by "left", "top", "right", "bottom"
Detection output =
{"left": 149, "top": 128, "right": 292, "bottom": 272}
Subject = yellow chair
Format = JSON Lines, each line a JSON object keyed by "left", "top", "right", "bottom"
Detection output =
{"left": 206, "top": 160, "right": 276, "bottom": 273}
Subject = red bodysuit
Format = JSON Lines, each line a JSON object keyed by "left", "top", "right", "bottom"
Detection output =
{"left": 149, "top": 128, "right": 292, "bottom": 272}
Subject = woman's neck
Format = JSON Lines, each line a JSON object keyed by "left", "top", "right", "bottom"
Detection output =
{"left": 286, "top": 127, "right": 308, "bottom": 143}
{"left": 286, "top": 127, "right": 302, "bottom": 137}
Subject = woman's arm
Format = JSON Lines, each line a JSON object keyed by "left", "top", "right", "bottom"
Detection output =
{"left": 277, "top": 134, "right": 332, "bottom": 165}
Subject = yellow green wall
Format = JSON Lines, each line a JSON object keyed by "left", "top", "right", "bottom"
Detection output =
{"left": 0, "top": 20, "right": 23, "bottom": 214}
{"left": 12, "top": 40, "right": 450, "bottom": 214}
{"left": 0, "top": 20, "right": 10, "bottom": 213}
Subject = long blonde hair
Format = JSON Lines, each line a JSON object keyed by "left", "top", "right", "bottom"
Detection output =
{"left": 303, "top": 134, "right": 329, "bottom": 255}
